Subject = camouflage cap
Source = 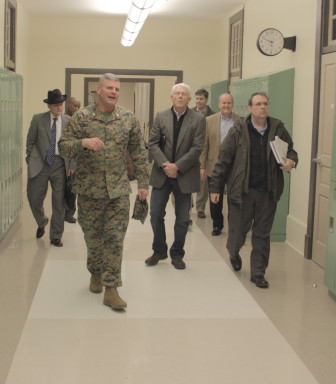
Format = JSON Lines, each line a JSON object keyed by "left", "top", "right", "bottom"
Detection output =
{"left": 132, "top": 195, "right": 148, "bottom": 224}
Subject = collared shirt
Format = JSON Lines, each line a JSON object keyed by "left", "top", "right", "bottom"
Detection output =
{"left": 195, "top": 107, "right": 208, "bottom": 117}
{"left": 251, "top": 118, "right": 268, "bottom": 136}
{"left": 173, "top": 108, "right": 187, "bottom": 121}
{"left": 220, "top": 113, "right": 234, "bottom": 143}
{"left": 50, "top": 113, "right": 62, "bottom": 155}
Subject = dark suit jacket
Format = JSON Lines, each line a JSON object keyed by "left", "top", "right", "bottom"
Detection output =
{"left": 149, "top": 107, "right": 205, "bottom": 193}
{"left": 26, "top": 112, "right": 73, "bottom": 178}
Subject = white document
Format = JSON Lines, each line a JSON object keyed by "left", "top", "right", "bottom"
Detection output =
{"left": 270, "top": 135, "right": 288, "bottom": 165}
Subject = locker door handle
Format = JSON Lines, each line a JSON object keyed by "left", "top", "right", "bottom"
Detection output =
{"left": 312, "top": 156, "right": 321, "bottom": 164}
{"left": 329, "top": 216, "right": 334, "bottom": 233}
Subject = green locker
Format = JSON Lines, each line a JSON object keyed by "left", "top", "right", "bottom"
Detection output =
{"left": 324, "top": 181, "right": 336, "bottom": 300}
{"left": 230, "top": 68, "right": 295, "bottom": 241}
{"left": 0, "top": 68, "right": 23, "bottom": 241}
{"left": 324, "top": 86, "right": 336, "bottom": 300}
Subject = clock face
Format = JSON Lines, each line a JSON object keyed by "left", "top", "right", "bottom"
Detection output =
{"left": 257, "top": 28, "right": 284, "bottom": 56}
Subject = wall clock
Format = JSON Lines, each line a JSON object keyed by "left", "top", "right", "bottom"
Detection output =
{"left": 257, "top": 28, "right": 296, "bottom": 56}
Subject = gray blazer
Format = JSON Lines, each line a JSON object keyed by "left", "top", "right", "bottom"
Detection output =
{"left": 26, "top": 112, "right": 73, "bottom": 178}
{"left": 149, "top": 108, "right": 205, "bottom": 193}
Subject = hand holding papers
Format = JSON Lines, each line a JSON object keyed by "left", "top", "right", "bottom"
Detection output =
{"left": 270, "top": 135, "right": 288, "bottom": 165}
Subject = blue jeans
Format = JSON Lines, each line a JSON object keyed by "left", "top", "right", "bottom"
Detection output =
{"left": 150, "top": 178, "right": 191, "bottom": 259}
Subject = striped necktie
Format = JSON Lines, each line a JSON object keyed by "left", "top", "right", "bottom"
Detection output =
{"left": 46, "top": 117, "right": 57, "bottom": 165}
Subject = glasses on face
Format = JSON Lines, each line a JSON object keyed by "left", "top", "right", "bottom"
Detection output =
{"left": 252, "top": 101, "right": 269, "bottom": 107}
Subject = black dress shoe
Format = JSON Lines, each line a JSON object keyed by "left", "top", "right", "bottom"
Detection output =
{"left": 145, "top": 252, "right": 168, "bottom": 266}
{"left": 36, "top": 218, "right": 49, "bottom": 238}
{"left": 230, "top": 254, "right": 242, "bottom": 271}
{"left": 250, "top": 275, "right": 269, "bottom": 288}
{"left": 211, "top": 227, "right": 222, "bottom": 236}
{"left": 51, "top": 239, "right": 63, "bottom": 247}
{"left": 171, "top": 258, "right": 186, "bottom": 270}
{"left": 65, "top": 217, "right": 77, "bottom": 223}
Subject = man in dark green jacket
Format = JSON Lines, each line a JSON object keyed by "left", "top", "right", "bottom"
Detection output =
{"left": 209, "top": 92, "right": 298, "bottom": 288}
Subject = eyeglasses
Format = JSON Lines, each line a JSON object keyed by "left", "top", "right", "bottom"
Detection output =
{"left": 252, "top": 102, "right": 269, "bottom": 107}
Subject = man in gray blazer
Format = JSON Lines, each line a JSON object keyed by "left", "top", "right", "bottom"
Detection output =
{"left": 146, "top": 83, "right": 205, "bottom": 269}
{"left": 199, "top": 93, "right": 240, "bottom": 236}
{"left": 26, "top": 89, "right": 72, "bottom": 247}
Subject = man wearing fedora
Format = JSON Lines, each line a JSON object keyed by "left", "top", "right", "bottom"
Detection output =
{"left": 26, "top": 89, "right": 74, "bottom": 247}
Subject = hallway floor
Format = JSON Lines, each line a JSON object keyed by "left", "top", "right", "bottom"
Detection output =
{"left": 1, "top": 185, "right": 336, "bottom": 383}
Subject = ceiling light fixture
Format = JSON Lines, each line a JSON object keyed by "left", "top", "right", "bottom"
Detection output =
{"left": 121, "top": 0, "right": 157, "bottom": 47}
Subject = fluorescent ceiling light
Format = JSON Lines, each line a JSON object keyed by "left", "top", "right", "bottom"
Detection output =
{"left": 121, "top": 0, "right": 156, "bottom": 47}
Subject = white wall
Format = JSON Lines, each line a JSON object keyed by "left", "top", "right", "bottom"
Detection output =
{"left": 0, "top": 0, "right": 4, "bottom": 66}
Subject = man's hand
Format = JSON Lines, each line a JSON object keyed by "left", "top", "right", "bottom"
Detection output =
{"left": 210, "top": 193, "right": 220, "bottom": 203}
{"left": 200, "top": 169, "right": 207, "bottom": 181}
{"left": 138, "top": 189, "right": 148, "bottom": 200}
{"left": 82, "top": 137, "right": 106, "bottom": 151}
{"left": 163, "top": 162, "right": 178, "bottom": 178}
{"left": 67, "top": 169, "right": 75, "bottom": 176}
{"left": 280, "top": 158, "right": 295, "bottom": 172}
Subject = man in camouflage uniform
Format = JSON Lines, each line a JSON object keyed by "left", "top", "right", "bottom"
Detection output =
{"left": 59, "top": 73, "right": 149, "bottom": 310}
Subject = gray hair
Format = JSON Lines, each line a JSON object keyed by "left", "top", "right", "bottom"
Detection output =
{"left": 99, "top": 73, "right": 120, "bottom": 86}
{"left": 171, "top": 83, "right": 192, "bottom": 97}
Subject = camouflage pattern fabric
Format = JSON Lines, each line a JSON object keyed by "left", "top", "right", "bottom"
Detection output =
{"left": 58, "top": 104, "right": 149, "bottom": 287}
{"left": 78, "top": 194, "right": 129, "bottom": 287}
{"left": 59, "top": 104, "right": 149, "bottom": 198}
{"left": 132, "top": 195, "right": 148, "bottom": 224}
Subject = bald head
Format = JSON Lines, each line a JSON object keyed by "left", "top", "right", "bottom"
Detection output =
{"left": 218, "top": 93, "right": 233, "bottom": 118}
{"left": 65, "top": 97, "right": 81, "bottom": 116}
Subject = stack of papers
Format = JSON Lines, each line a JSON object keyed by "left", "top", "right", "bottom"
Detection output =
{"left": 270, "top": 136, "right": 288, "bottom": 165}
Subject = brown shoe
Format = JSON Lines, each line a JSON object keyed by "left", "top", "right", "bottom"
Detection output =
{"left": 89, "top": 274, "right": 103, "bottom": 293}
{"left": 103, "top": 287, "right": 127, "bottom": 309}
{"left": 197, "top": 211, "right": 206, "bottom": 218}
{"left": 145, "top": 252, "right": 168, "bottom": 266}
{"left": 171, "top": 258, "right": 186, "bottom": 270}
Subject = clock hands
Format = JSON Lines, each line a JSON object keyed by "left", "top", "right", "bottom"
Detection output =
{"left": 262, "top": 37, "right": 274, "bottom": 44}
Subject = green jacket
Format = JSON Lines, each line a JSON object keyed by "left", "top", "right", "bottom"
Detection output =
{"left": 209, "top": 115, "right": 298, "bottom": 203}
{"left": 59, "top": 105, "right": 149, "bottom": 199}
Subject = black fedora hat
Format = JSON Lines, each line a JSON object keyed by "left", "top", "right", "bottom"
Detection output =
{"left": 43, "top": 89, "right": 67, "bottom": 104}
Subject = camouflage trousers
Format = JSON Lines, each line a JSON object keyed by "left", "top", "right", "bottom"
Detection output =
{"left": 77, "top": 194, "right": 130, "bottom": 287}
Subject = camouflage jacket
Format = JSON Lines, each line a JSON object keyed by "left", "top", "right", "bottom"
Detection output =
{"left": 58, "top": 104, "right": 149, "bottom": 199}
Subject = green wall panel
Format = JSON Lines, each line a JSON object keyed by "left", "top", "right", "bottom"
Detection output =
{"left": 0, "top": 68, "right": 23, "bottom": 241}
{"left": 209, "top": 81, "right": 228, "bottom": 112}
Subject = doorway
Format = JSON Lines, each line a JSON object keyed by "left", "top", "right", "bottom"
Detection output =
{"left": 312, "top": 52, "right": 336, "bottom": 267}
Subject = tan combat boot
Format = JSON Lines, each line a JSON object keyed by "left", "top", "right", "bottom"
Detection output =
{"left": 103, "top": 287, "right": 127, "bottom": 309}
{"left": 89, "top": 274, "right": 103, "bottom": 293}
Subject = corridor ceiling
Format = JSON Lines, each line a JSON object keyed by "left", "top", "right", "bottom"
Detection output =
{"left": 18, "top": 0, "right": 245, "bottom": 18}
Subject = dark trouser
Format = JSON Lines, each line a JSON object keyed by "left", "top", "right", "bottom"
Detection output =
{"left": 208, "top": 176, "right": 225, "bottom": 229}
{"left": 27, "top": 156, "right": 65, "bottom": 240}
{"left": 150, "top": 178, "right": 191, "bottom": 259}
{"left": 226, "top": 189, "right": 277, "bottom": 277}
{"left": 65, "top": 173, "right": 77, "bottom": 219}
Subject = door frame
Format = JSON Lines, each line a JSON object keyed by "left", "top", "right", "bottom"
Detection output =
{"left": 305, "top": 0, "right": 336, "bottom": 259}
{"left": 65, "top": 68, "right": 183, "bottom": 139}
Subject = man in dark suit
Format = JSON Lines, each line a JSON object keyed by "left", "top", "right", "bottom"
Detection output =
{"left": 146, "top": 83, "right": 205, "bottom": 269}
{"left": 200, "top": 93, "right": 240, "bottom": 236}
{"left": 64, "top": 97, "right": 81, "bottom": 223}
{"left": 26, "top": 89, "right": 72, "bottom": 247}
{"left": 191, "top": 88, "right": 215, "bottom": 219}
